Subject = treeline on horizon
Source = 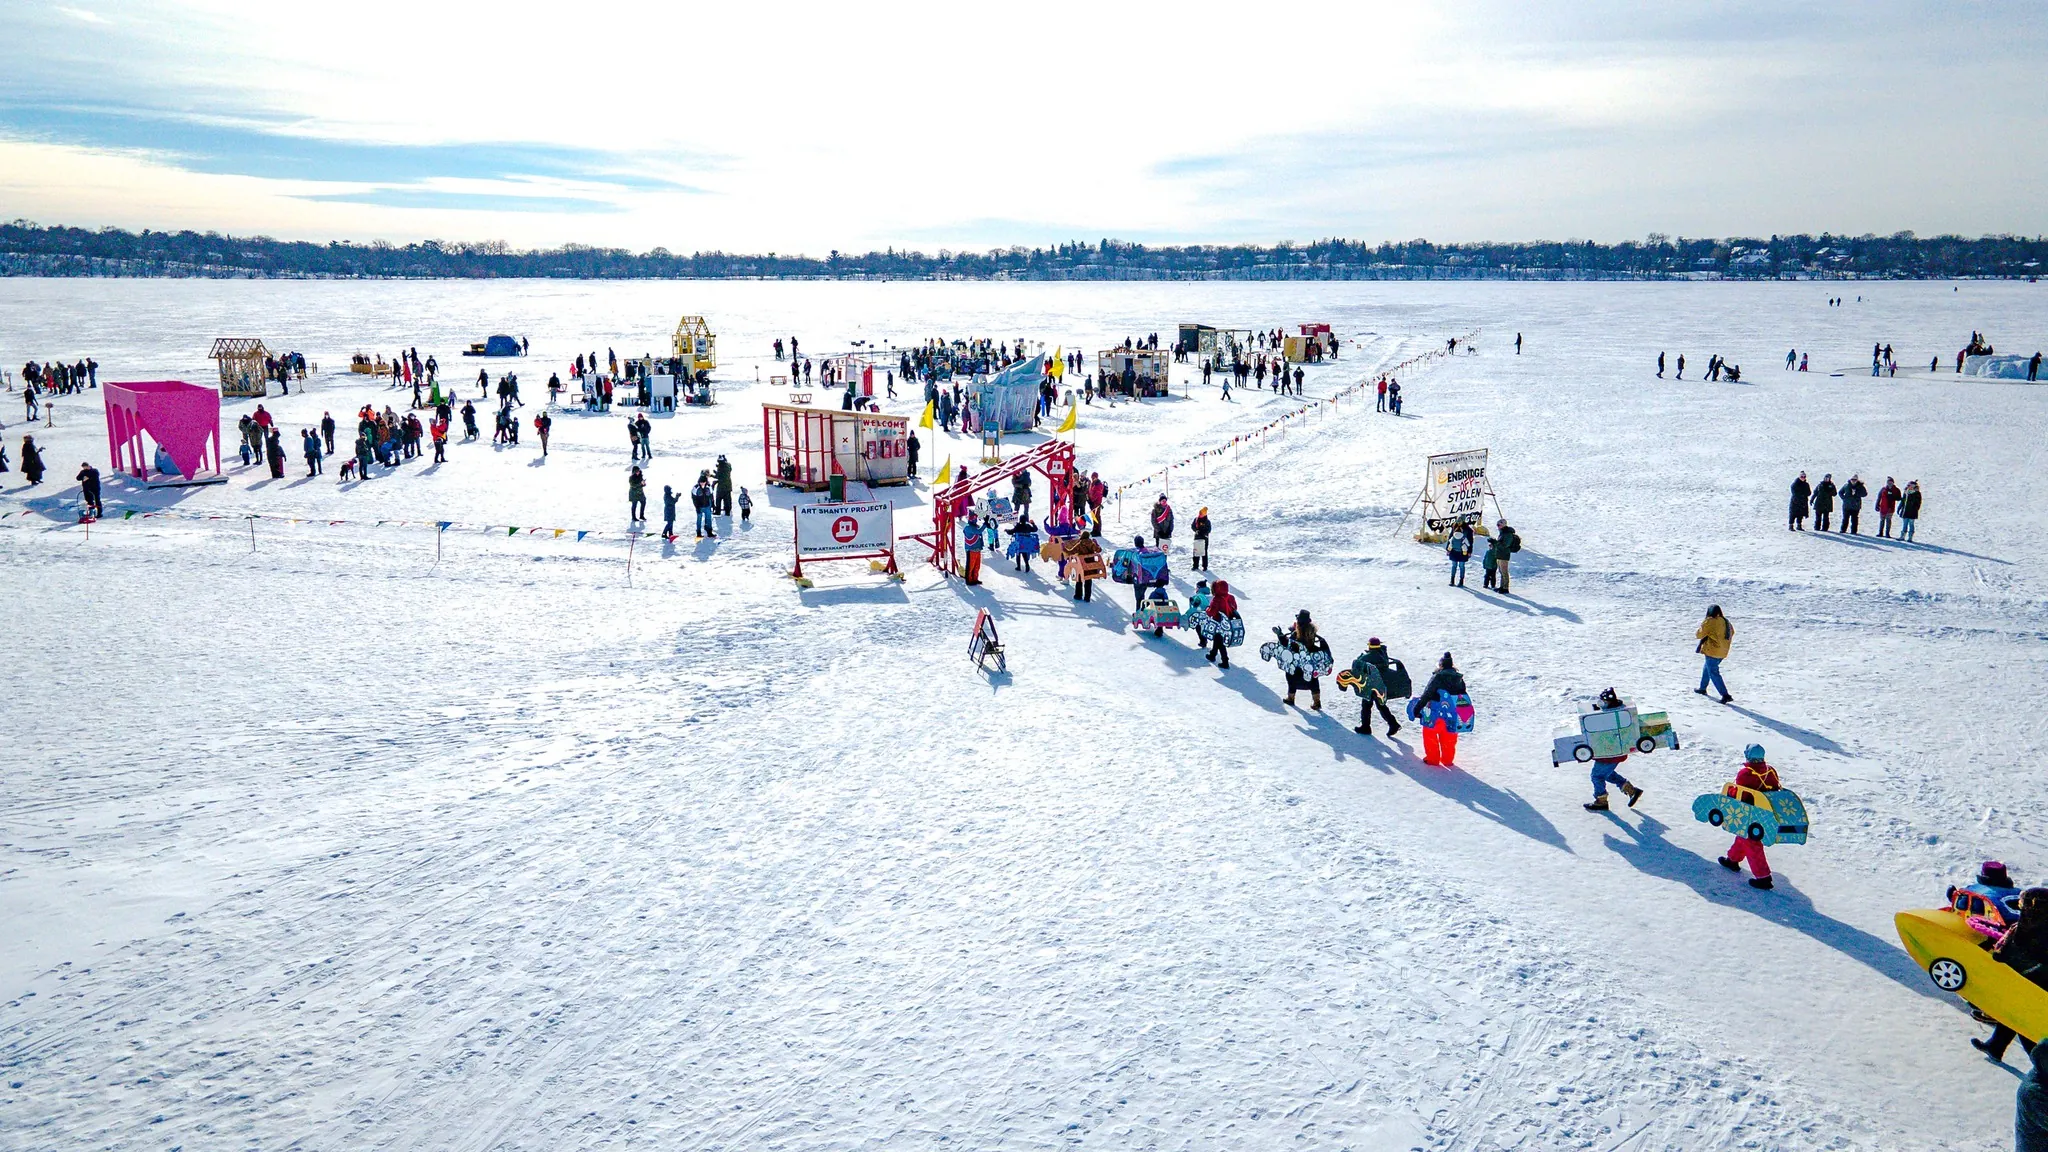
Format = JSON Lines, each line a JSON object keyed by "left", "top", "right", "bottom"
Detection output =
{"left": 3, "top": 221, "right": 2045, "bottom": 281}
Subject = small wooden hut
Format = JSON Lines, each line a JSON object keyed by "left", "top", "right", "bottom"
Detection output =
{"left": 210, "top": 337, "right": 270, "bottom": 397}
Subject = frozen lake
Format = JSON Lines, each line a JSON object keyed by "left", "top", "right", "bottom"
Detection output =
{"left": 2, "top": 277, "right": 2045, "bottom": 1150}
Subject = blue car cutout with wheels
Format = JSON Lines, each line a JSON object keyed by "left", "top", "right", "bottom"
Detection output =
{"left": 1692, "top": 782, "right": 1809, "bottom": 847}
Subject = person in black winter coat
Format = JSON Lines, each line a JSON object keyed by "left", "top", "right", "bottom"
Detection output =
{"left": 2019, "top": 1037, "right": 2048, "bottom": 1152}
{"left": 76, "top": 462, "right": 103, "bottom": 517}
{"left": 20, "top": 435, "right": 45, "bottom": 485}
{"left": 1789, "top": 472, "right": 1811, "bottom": 531}
{"left": 1190, "top": 508, "right": 1212, "bottom": 571}
{"left": 1811, "top": 474, "right": 1837, "bottom": 532}
{"left": 1839, "top": 475, "right": 1868, "bottom": 534}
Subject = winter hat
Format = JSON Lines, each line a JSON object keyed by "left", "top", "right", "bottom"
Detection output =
{"left": 1978, "top": 861, "right": 2014, "bottom": 889}
{"left": 1367, "top": 637, "right": 1381, "bottom": 646}
{"left": 1743, "top": 743, "right": 1767, "bottom": 764}
{"left": 1440, "top": 652, "right": 1456, "bottom": 670}
{"left": 1199, "top": 507, "right": 1208, "bottom": 516}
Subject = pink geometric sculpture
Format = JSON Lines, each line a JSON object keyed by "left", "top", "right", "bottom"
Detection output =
{"left": 104, "top": 380, "right": 223, "bottom": 480}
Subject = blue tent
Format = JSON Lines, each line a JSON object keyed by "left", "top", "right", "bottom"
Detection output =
{"left": 483, "top": 334, "right": 521, "bottom": 356}
{"left": 967, "top": 354, "right": 1043, "bottom": 433}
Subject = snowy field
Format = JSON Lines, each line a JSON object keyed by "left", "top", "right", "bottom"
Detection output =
{"left": 2, "top": 278, "right": 2045, "bottom": 1150}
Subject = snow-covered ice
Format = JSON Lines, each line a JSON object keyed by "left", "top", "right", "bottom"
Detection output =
{"left": 2, "top": 278, "right": 2044, "bottom": 1150}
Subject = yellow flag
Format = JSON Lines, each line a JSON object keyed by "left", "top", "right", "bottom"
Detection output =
{"left": 935, "top": 456, "right": 953, "bottom": 485}
{"left": 918, "top": 400, "right": 935, "bottom": 430}
{"left": 1049, "top": 348, "right": 1065, "bottom": 380}
{"left": 1056, "top": 403, "right": 1077, "bottom": 433}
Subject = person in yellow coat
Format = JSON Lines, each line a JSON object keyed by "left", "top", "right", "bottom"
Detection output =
{"left": 1694, "top": 604, "right": 1733, "bottom": 703}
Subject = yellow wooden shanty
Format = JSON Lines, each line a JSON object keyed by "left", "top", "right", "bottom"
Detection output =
{"left": 209, "top": 337, "right": 271, "bottom": 397}
{"left": 671, "top": 316, "right": 718, "bottom": 380}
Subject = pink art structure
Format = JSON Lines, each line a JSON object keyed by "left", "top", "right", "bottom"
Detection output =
{"left": 104, "top": 380, "right": 223, "bottom": 480}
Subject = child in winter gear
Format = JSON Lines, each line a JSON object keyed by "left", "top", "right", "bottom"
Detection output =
{"left": 1583, "top": 687, "right": 1645, "bottom": 809}
{"left": 1446, "top": 524, "right": 1473, "bottom": 586}
{"left": 1413, "top": 653, "right": 1469, "bottom": 765}
{"left": 1695, "top": 605, "right": 1733, "bottom": 702}
{"left": 1716, "top": 744, "right": 1780, "bottom": 888}
{"left": 1202, "top": 580, "right": 1239, "bottom": 668}
{"left": 738, "top": 487, "right": 753, "bottom": 524}
{"left": 1191, "top": 507, "right": 1212, "bottom": 570}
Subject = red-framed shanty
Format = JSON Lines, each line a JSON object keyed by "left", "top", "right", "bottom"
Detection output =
{"left": 761, "top": 402, "right": 910, "bottom": 491}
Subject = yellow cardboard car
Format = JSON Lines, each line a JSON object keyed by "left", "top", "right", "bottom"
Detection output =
{"left": 1894, "top": 903, "right": 2048, "bottom": 1043}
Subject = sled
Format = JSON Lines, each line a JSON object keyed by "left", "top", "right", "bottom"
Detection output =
{"left": 1005, "top": 531, "right": 1041, "bottom": 559}
{"left": 968, "top": 608, "right": 1006, "bottom": 673}
{"left": 982, "top": 495, "right": 1015, "bottom": 521}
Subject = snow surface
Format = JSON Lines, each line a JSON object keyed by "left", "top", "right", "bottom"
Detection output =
{"left": 1, "top": 279, "right": 2045, "bottom": 1150}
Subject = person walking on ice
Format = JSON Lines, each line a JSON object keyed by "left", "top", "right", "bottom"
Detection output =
{"left": 1190, "top": 507, "right": 1212, "bottom": 571}
{"left": 1789, "top": 471, "right": 1811, "bottom": 531}
{"left": 1718, "top": 745, "right": 1783, "bottom": 889}
{"left": 1582, "top": 688, "right": 1645, "bottom": 811}
{"left": 1899, "top": 480, "right": 1921, "bottom": 541}
{"left": 1694, "top": 605, "right": 1734, "bottom": 703}
{"left": 1412, "top": 652, "right": 1468, "bottom": 766}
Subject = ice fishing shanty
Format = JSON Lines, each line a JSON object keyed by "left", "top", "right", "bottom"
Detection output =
{"left": 1097, "top": 347, "right": 1170, "bottom": 398}
{"left": 672, "top": 316, "right": 718, "bottom": 382}
{"left": 209, "top": 337, "right": 271, "bottom": 398}
{"left": 761, "top": 402, "right": 911, "bottom": 492}
{"left": 1176, "top": 324, "right": 1254, "bottom": 363}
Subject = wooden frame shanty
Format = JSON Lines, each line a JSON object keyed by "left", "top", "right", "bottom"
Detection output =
{"left": 209, "top": 337, "right": 271, "bottom": 397}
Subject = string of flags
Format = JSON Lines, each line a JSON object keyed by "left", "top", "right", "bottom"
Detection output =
{"left": 0, "top": 504, "right": 644, "bottom": 544}
{"left": 1109, "top": 331, "right": 1480, "bottom": 498}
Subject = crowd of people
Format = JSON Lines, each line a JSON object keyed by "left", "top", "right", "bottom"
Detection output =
{"left": 1787, "top": 472, "right": 1923, "bottom": 539}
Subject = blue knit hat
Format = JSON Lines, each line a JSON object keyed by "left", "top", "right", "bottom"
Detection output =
{"left": 1744, "top": 744, "right": 1767, "bottom": 763}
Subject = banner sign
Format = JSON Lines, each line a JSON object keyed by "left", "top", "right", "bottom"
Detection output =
{"left": 1424, "top": 448, "right": 1489, "bottom": 530}
{"left": 795, "top": 500, "right": 894, "bottom": 558}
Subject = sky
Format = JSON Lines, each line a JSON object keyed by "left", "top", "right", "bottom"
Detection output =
{"left": 1, "top": 1, "right": 2044, "bottom": 255}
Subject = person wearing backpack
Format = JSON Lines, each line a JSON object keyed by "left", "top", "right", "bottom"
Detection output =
{"left": 1411, "top": 652, "right": 1468, "bottom": 766}
{"left": 1349, "top": 638, "right": 1403, "bottom": 737}
{"left": 1492, "top": 520, "right": 1522, "bottom": 593}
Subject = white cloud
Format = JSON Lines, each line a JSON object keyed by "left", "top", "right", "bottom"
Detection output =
{"left": 2, "top": 0, "right": 2044, "bottom": 249}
